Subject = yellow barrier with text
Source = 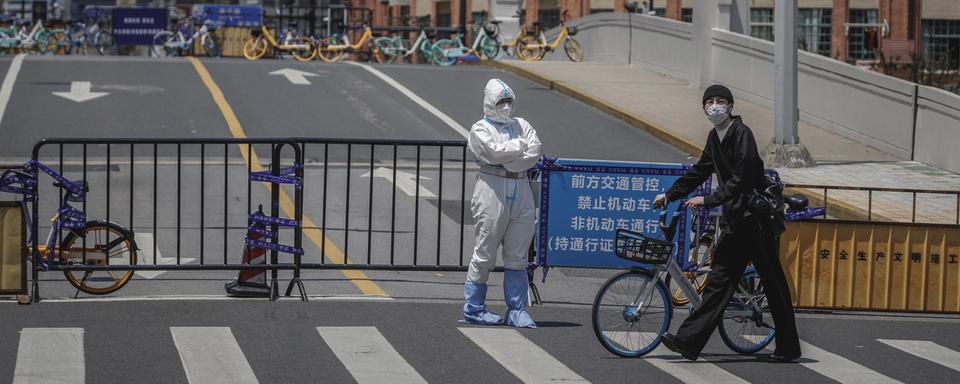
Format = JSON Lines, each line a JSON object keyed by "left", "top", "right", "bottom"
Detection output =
{"left": 781, "top": 221, "right": 960, "bottom": 312}
{"left": 0, "top": 202, "right": 25, "bottom": 294}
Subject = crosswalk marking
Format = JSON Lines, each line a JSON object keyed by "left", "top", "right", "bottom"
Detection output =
{"left": 13, "top": 328, "right": 85, "bottom": 384}
{"left": 799, "top": 340, "right": 903, "bottom": 384}
{"left": 317, "top": 326, "right": 427, "bottom": 384}
{"left": 459, "top": 327, "right": 589, "bottom": 384}
{"left": 170, "top": 327, "right": 259, "bottom": 384}
{"left": 602, "top": 332, "right": 751, "bottom": 384}
{"left": 878, "top": 339, "right": 960, "bottom": 372}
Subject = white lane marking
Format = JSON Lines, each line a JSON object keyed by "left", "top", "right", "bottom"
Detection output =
{"left": 269, "top": 68, "right": 318, "bottom": 85}
{"left": 459, "top": 327, "right": 589, "bottom": 383}
{"left": 317, "top": 326, "right": 427, "bottom": 384}
{"left": 133, "top": 233, "right": 196, "bottom": 279}
{"left": 361, "top": 167, "right": 436, "bottom": 198}
{"left": 14, "top": 328, "right": 85, "bottom": 384}
{"left": 52, "top": 81, "right": 109, "bottom": 103}
{"left": 0, "top": 54, "right": 25, "bottom": 126}
{"left": 623, "top": 332, "right": 747, "bottom": 384}
{"left": 345, "top": 61, "right": 470, "bottom": 139}
{"left": 171, "top": 327, "right": 259, "bottom": 384}
{"left": 878, "top": 339, "right": 960, "bottom": 372}
{"left": 799, "top": 340, "right": 903, "bottom": 384}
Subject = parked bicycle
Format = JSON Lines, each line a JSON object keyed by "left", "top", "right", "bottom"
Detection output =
{"left": 0, "top": 161, "right": 139, "bottom": 298}
{"left": 592, "top": 201, "right": 774, "bottom": 357}
{"left": 242, "top": 21, "right": 315, "bottom": 61}
{"left": 517, "top": 17, "right": 584, "bottom": 62}
{"left": 0, "top": 19, "right": 57, "bottom": 55}
{"left": 316, "top": 24, "right": 381, "bottom": 63}
{"left": 373, "top": 29, "right": 442, "bottom": 64}
{"left": 433, "top": 22, "right": 501, "bottom": 65}
{"left": 152, "top": 16, "right": 222, "bottom": 58}
{"left": 57, "top": 20, "right": 115, "bottom": 55}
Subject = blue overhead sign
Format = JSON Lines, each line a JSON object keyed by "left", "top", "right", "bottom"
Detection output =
{"left": 537, "top": 158, "right": 707, "bottom": 269}
{"left": 193, "top": 5, "right": 262, "bottom": 28}
{"left": 112, "top": 8, "right": 166, "bottom": 45}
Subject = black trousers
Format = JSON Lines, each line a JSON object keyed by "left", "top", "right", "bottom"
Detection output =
{"left": 675, "top": 215, "right": 801, "bottom": 356}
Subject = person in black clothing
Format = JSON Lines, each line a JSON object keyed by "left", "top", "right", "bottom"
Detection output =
{"left": 653, "top": 85, "right": 801, "bottom": 363}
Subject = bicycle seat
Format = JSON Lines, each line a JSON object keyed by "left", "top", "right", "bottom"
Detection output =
{"left": 54, "top": 180, "right": 89, "bottom": 193}
{"left": 784, "top": 194, "right": 808, "bottom": 210}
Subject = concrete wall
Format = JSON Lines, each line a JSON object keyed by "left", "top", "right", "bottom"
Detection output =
{"left": 915, "top": 86, "right": 960, "bottom": 172}
{"left": 538, "top": 12, "right": 960, "bottom": 168}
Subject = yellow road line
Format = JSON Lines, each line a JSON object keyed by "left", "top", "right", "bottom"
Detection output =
{"left": 187, "top": 57, "right": 387, "bottom": 296}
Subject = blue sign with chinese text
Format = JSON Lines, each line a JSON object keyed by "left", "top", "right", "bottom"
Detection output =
{"left": 112, "top": 8, "right": 166, "bottom": 45}
{"left": 193, "top": 5, "right": 262, "bottom": 28}
{"left": 537, "top": 158, "right": 708, "bottom": 269}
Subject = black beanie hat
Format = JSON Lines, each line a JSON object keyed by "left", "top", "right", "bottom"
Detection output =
{"left": 702, "top": 84, "right": 734, "bottom": 106}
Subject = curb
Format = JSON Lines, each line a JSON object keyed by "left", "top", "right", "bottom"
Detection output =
{"left": 482, "top": 60, "right": 704, "bottom": 157}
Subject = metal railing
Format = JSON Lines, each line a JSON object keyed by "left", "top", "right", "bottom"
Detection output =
{"left": 27, "top": 138, "right": 303, "bottom": 301}
{"left": 785, "top": 183, "right": 960, "bottom": 225}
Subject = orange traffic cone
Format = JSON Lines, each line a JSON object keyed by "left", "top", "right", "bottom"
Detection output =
{"left": 225, "top": 206, "right": 271, "bottom": 297}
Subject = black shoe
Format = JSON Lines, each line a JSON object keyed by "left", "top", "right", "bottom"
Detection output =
{"left": 661, "top": 333, "right": 698, "bottom": 361}
{"left": 768, "top": 353, "right": 801, "bottom": 363}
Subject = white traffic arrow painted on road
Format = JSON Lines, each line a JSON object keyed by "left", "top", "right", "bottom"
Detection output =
{"left": 134, "top": 233, "right": 196, "bottom": 279}
{"left": 269, "top": 68, "right": 318, "bottom": 85}
{"left": 52, "top": 81, "right": 109, "bottom": 103}
{"left": 361, "top": 167, "right": 436, "bottom": 198}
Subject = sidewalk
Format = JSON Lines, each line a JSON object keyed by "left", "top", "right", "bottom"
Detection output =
{"left": 489, "top": 61, "right": 960, "bottom": 224}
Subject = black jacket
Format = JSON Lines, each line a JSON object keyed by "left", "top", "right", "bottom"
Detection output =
{"left": 664, "top": 117, "right": 765, "bottom": 226}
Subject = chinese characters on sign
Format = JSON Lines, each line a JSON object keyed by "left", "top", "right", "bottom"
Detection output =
{"left": 537, "top": 159, "right": 703, "bottom": 269}
{"left": 112, "top": 8, "right": 167, "bottom": 45}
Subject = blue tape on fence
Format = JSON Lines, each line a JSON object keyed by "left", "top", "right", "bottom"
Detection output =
{"left": 246, "top": 238, "right": 303, "bottom": 255}
{"left": 246, "top": 224, "right": 275, "bottom": 239}
{"left": 249, "top": 212, "right": 300, "bottom": 228}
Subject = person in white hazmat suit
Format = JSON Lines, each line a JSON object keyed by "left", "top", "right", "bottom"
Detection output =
{"left": 463, "top": 79, "right": 542, "bottom": 328}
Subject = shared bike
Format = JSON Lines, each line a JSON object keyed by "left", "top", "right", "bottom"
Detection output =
{"left": 433, "top": 22, "right": 502, "bottom": 65}
{"left": 517, "top": 19, "right": 584, "bottom": 62}
{"left": 316, "top": 25, "right": 381, "bottom": 63}
{"left": 373, "top": 29, "right": 443, "bottom": 64}
{"left": 0, "top": 161, "right": 139, "bottom": 299}
{"left": 243, "top": 22, "right": 316, "bottom": 61}
{"left": 152, "top": 16, "right": 222, "bottom": 58}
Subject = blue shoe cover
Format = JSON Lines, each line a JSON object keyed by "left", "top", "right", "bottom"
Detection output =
{"left": 463, "top": 282, "right": 503, "bottom": 325}
{"left": 503, "top": 269, "right": 537, "bottom": 329}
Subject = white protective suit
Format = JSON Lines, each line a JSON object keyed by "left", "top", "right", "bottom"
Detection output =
{"left": 468, "top": 79, "right": 542, "bottom": 283}
{"left": 463, "top": 79, "right": 541, "bottom": 328}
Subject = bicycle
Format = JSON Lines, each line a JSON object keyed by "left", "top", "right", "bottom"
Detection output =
{"left": 592, "top": 201, "right": 774, "bottom": 357}
{"left": 315, "top": 24, "right": 381, "bottom": 63}
{"left": 152, "top": 16, "right": 222, "bottom": 58}
{"left": 433, "top": 22, "right": 501, "bottom": 65}
{"left": 373, "top": 29, "right": 442, "bottom": 64}
{"left": 499, "top": 23, "right": 532, "bottom": 59}
{"left": 242, "top": 21, "right": 316, "bottom": 62}
{"left": 517, "top": 19, "right": 584, "bottom": 62}
{"left": 57, "top": 20, "right": 115, "bottom": 55}
{"left": 0, "top": 19, "right": 57, "bottom": 55}
{"left": 0, "top": 161, "right": 139, "bottom": 298}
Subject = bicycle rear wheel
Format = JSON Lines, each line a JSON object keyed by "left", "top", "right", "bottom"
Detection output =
{"left": 592, "top": 270, "right": 671, "bottom": 357}
{"left": 290, "top": 36, "right": 316, "bottom": 61}
{"left": 718, "top": 269, "right": 776, "bottom": 354}
{"left": 564, "top": 37, "right": 584, "bottom": 62}
{"left": 60, "top": 221, "right": 138, "bottom": 295}
{"left": 516, "top": 35, "right": 542, "bottom": 61}
{"left": 316, "top": 37, "right": 344, "bottom": 62}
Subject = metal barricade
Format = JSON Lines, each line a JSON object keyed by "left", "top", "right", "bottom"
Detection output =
{"left": 26, "top": 138, "right": 302, "bottom": 302}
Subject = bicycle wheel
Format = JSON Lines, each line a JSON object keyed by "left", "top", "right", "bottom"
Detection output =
{"left": 666, "top": 240, "right": 713, "bottom": 306}
{"left": 60, "top": 221, "right": 138, "bottom": 295}
{"left": 95, "top": 32, "right": 115, "bottom": 55}
{"left": 242, "top": 37, "right": 268, "bottom": 60}
{"left": 718, "top": 269, "right": 776, "bottom": 354}
{"left": 373, "top": 37, "right": 397, "bottom": 63}
{"left": 291, "top": 36, "right": 316, "bottom": 61}
{"left": 151, "top": 31, "right": 176, "bottom": 57}
{"left": 592, "top": 270, "right": 672, "bottom": 357}
{"left": 316, "top": 36, "right": 344, "bottom": 62}
{"left": 477, "top": 35, "right": 501, "bottom": 60}
{"left": 202, "top": 34, "right": 220, "bottom": 58}
{"left": 516, "top": 35, "right": 542, "bottom": 61}
{"left": 564, "top": 37, "right": 584, "bottom": 62}
{"left": 431, "top": 39, "right": 456, "bottom": 66}
{"left": 47, "top": 30, "right": 68, "bottom": 55}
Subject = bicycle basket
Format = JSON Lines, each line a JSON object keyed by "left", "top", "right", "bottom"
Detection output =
{"left": 614, "top": 229, "right": 674, "bottom": 265}
{"left": 568, "top": 26, "right": 579, "bottom": 36}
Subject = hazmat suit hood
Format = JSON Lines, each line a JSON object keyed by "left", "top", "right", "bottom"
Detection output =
{"left": 483, "top": 79, "right": 515, "bottom": 124}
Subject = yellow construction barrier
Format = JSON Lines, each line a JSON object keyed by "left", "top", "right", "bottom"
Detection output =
{"left": 781, "top": 221, "right": 960, "bottom": 313}
{"left": 0, "top": 202, "right": 25, "bottom": 294}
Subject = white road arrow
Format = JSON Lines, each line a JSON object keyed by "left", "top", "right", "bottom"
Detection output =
{"left": 361, "top": 167, "right": 436, "bottom": 198}
{"left": 52, "top": 81, "right": 109, "bottom": 102}
{"left": 134, "top": 233, "right": 197, "bottom": 279}
{"left": 269, "top": 68, "right": 318, "bottom": 85}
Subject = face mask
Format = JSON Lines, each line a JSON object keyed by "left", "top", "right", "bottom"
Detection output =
{"left": 493, "top": 102, "right": 513, "bottom": 122}
{"left": 705, "top": 104, "right": 729, "bottom": 126}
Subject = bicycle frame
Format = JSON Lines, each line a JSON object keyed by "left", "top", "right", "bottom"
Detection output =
{"left": 327, "top": 26, "right": 373, "bottom": 51}
{"left": 531, "top": 25, "right": 569, "bottom": 50}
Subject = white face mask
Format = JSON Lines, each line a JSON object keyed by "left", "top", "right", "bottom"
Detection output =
{"left": 493, "top": 102, "right": 513, "bottom": 122}
{"left": 705, "top": 104, "right": 729, "bottom": 126}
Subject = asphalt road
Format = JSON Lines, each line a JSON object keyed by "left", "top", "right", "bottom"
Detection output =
{"left": 1, "top": 300, "right": 959, "bottom": 383}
